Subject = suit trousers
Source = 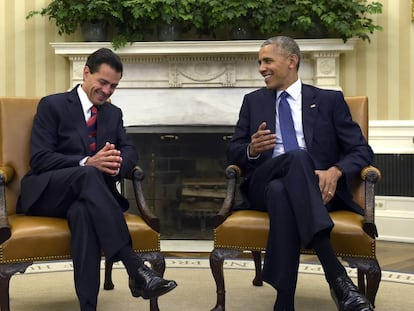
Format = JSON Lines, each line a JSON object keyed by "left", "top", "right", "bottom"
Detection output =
{"left": 247, "top": 150, "right": 334, "bottom": 292}
{"left": 26, "top": 166, "right": 132, "bottom": 311}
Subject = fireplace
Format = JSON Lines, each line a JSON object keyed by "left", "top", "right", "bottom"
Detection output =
{"left": 52, "top": 39, "right": 356, "bottom": 239}
{"left": 122, "top": 126, "right": 235, "bottom": 239}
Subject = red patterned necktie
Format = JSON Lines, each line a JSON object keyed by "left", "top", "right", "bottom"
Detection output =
{"left": 86, "top": 105, "right": 97, "bottom": 153}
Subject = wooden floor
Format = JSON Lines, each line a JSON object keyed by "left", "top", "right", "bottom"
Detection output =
{"left": 374, "top": 240, "right": 414, "bottom": 273}
{"left": 301, "top": 240, "right": 414, "bottom": 274}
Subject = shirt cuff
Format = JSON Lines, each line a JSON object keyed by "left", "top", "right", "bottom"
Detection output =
{"left": 79, "top": 156, "right": 89, "bottom": 166}
{"left": 247, "top": 144, "right": 260, "bottom": 160}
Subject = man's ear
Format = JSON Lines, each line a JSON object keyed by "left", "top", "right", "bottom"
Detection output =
{"left": 288, "top": 54, "right": 299, "bottom": 69}
{"left": 83, "top": 65, "right": 90, "bottom": 81}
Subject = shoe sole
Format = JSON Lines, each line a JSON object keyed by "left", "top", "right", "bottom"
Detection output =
{"left": 131, "top": 282, "right": 178, "bottom": 299}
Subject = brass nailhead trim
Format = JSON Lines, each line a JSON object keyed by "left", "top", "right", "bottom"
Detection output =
{"left": 214, "top": 231, "right": 376, "bottom": 259}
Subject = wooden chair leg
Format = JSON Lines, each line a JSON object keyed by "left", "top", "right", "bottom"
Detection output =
{"left": 103, "top": 252, "right": 165, "bottom": 311}
{"left": 363, "top": 259, "right": 381, "bottom": 307}
{"left": 0, "top": 276, "right": 11, "bottom": 311}
{"left": 251, "top": 251, "right": 263, "bottom": 286}
{"left": 103, "top": 259, "right": 115, "bottom": 290}
{"left": 357, "top": 269, "right": 366, "bottom": 294}
{"left": 209, "top": 248, "right": 242, "bottom": 311}
{"left": 141, "top": 251, "right": 166, "bottom": 277}
{"left": 0, "top": 262, "right": 33, "bottom": 311}
{"left": 344, "top": 257, "right": 381, "bottom": 307}
{"left": 141, "top": 251, "right": 167, "bottom": 311}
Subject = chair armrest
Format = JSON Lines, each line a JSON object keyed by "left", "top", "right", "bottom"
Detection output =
{"left": 0, "top": 166, "right": 14, "bottom": 183}
{"left": 361, "top": 165, "right": 382, "bottom": 238}
{"left": 0, "top": 166, "right": 14, "bottom": 244}
{"left": 128, "top": 166, "right": 160, "bottom": 233}
{"left": 214, "top": 165, "right": 242, "bottom": 227}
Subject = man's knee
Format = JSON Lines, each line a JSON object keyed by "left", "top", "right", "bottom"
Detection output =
{"left": 287, "top": 149, "right": 314, "bottom": 169}
{"left": 67, "top": 201, "right": 91, "bottom": 226}
{"left": 267, "top": 179, "right": 284, "bottom": 193}
{"left": 77, "top": 166, "right": 105, "bottom": 185}
{"left": 81, "top": 165, "right": 101, "bottom": 177}
{"left": 265, "top": 179, "right": 285, "bottom": 202}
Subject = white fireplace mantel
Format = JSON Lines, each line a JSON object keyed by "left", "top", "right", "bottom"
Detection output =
{"left": 51, "top": 39, "right": 356, "bottom": 56}
{"left": 51, "top": 39, "right": 356, "bottom": 126}
{"left": 52, "top": 39, "right": 355, "bottom": 89}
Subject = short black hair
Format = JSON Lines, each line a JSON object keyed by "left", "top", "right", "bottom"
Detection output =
{"left": 262, "top": 36, "right": 301, "bottom": 70}
{"left": 85, "top": 48, "right": 123, "bottom": 76}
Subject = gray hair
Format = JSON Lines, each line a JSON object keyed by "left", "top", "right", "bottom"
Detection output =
{"left": 261, "top": 36, "right": 301, "bottom": 70}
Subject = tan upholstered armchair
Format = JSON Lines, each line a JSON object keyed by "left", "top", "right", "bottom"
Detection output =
{"left": 210, "top": 96, "right": 382, "bottom": 311}
{"left": 0, "top": 97, "right": 164, "bottom": 311}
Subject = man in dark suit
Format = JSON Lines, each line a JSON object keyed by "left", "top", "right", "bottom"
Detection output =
{"left": 227, "top": 36, "right": 374, "bottom": 311}
{"left": 18, "top": 48, "right": 176, "bottom": 311}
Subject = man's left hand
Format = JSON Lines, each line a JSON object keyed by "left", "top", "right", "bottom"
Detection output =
{"left": 315, "top": 166, "right": 343, "bottom": 205}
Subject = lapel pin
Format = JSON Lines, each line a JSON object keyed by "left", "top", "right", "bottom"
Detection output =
{"left": 310, "top": 104, "right": 316, "bottom": 108}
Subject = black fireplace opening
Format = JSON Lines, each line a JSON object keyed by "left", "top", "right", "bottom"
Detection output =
{"left": 123, "top": 126, "right": 235, "bottom": 240}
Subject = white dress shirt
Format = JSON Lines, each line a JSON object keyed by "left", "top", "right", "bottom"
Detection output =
{"left": 77, "top": 85, "right": 94, "bottom": 166}
{"left": 77, "top": 84, "right": 95, "bottom": 122}
{"left": 272, "top": 79, "right": 307, "bottom": 157}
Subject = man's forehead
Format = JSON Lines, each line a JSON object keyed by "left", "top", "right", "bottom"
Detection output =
{"left": 259, "top": 45, "right": 284, "bottom": 59}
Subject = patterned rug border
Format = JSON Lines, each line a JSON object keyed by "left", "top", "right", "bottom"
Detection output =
{"left": 23, "top": 258, "right": 414, "bottom": 286}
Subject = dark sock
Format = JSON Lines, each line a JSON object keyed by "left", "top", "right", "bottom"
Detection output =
{"left": 118, "top": 246, "right": 144, "bottom": 278}
{"left": 311, "top": 230, "right": 346, "bottom": 285}
{"left": 274, "top": 290, "right": 295, "bottom": 311}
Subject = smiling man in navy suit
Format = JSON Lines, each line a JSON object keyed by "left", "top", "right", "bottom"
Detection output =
{"left": 18, "top": 48, "right": 176, "bottom": 311}
{"left": 227, "top": 36, "right": 374, "bottom": 311}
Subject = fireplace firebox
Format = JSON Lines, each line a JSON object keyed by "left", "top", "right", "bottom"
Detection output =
{"left": 122, "top": 126, "right": 236, "bottom": 239}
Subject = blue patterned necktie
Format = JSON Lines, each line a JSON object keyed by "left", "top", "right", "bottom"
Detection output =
{"left": 278, "top": 91, "right": 299, "bottom": 152}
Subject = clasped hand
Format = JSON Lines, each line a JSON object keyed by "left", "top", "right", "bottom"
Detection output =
{"left": 85, "top": 142, "right": 122, "bottom": 176}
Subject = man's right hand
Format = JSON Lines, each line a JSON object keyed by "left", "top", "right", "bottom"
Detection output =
{"left": 249, "top": 122, "right": 276, "bottom": 157}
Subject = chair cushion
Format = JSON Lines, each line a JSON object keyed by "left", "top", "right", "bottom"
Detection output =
{"left": 214, "top": 210, "right": 269, "bottom": 251}
{"left": 214, "top": 209, "right": 375, "bottom": 258}
{"left": 125, "top": 213, "right": 160, "bottom": 253}
{"left": 0, "top": 213, "right": 160, "bottom": 264}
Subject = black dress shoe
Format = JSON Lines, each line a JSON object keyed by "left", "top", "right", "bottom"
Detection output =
{"left": 330, "top": 274, "right": 373, "bottom": 311}
{"left": 129, "top": 265, "right": 177, "bottom": 299}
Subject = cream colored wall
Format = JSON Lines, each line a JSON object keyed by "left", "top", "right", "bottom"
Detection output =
{"left": 340, "top": 0, "right": 414, "bottom": 120}
{"left": 0, "top": 0, "right": 75, "bottom": 97}
{"left": 1, "top": 0, "right": 413, "bottom": 120}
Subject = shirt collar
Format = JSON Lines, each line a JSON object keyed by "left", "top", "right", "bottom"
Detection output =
{"left": 77, "top": 85, "right": 95, "bottom": 119}
{"left": 77, "top": 84, "right": 93, "bottom": 112}
{"left": 277, "top": 79, "right": 302, "bottom": 100}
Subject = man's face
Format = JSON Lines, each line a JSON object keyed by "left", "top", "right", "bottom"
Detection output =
{"left": 82, "top": 63, "right": 122, "bottom": 105}
{"left": 258, "top": 44, "right": 298, "bottom": 91}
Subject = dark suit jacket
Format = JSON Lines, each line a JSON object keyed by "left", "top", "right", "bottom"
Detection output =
{"left": 18, "top": 86, "right": 138, "bottom": 214}
{"left": 227, "top": 84, "right": 374, "bottom": 215}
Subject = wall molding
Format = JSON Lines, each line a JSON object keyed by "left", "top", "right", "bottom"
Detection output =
{"left": 375, "top": 196, "right": 414, "bottom": 243}
{"left": 369, "top": 120, "right": 414, "bottom": 154}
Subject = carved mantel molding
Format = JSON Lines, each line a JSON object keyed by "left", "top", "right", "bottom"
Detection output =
{"left": 51, "top": 39, "right": 355, "bottom": 90}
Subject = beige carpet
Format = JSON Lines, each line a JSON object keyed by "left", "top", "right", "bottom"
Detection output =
{"left": 10, "top": 259, "right": 414, "bottom": 311}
